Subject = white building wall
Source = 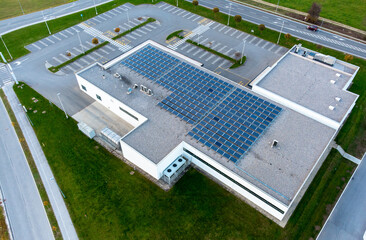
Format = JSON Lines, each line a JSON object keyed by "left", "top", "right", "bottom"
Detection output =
{"left": 76, "top": 74, "right": 147, "bottom": 128}
{"left": 156, "top": 142, "right": 185, "bottom": 178}
{"left": 182, "top": 142, "right": 288, "bottom": 220}
{"left": 120, "top": 141, "right": 159, "bottom": 179}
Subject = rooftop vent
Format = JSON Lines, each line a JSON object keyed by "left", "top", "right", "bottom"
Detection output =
{"left": 271, "top": 140, "right": 278, "bottom": 148}
{"left": 114, "top": 73, "right": 121, "bottom": 78}
{"left": 329, "top": 105, "right": 335, "bottom": 111}
{"left": 330, "top": 80, "right": 336, "bottom": 84}
{"left": 133, "top": 84, "right": 138, "bottom": 89}
{"left": 336, "top": 73, "right": 341, "bottom": 77}
{"left": 147, "top": 89, "right": 153, "bottom": 96}
{"left": 335, "top": 97, "right": 341, "bottom": 102}
{"left": 102, "top": 74, "right": 106, "bottom": 79}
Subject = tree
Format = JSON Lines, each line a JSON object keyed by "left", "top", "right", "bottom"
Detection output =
{"left": 284, "top": 33, "right": 291, "bottom": 43}
{"left": 114, "top": 27, "right": 120, "bottom": 33}
{"left": 258, "top": 24, "right": 265, "bottom": 34}
{"left": 344, "top": 54, "right": 354, "bottom": 62}
{"left": 213, "top": 7, "right": 219, "bottom": 18}
{"left": 92, "top": 38, "right": 99, "bottom": 44}
{"left": 307, "top": 2, "right": 321, "bottom": 23}
{"left": 234, "top": 15, "right": 242, "bottom": 26}
{"left": 234, "top": 52, "right": 241, "bottom": 62}
{"left": 192, "top": 0, "right": 198, "bottom": 11}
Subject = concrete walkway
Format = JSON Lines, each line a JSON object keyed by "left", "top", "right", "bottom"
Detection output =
{"left": 3, "top": 83, "right": 78, "bottom": 240}
{"left": 335, "top": 145, "right": 361, "bottom": 165}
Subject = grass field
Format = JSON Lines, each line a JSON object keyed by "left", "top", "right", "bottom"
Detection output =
{"left": 262, "top": 0, "right": 366, "bottom": 31}
{"left": 0, "top": 205, "right": 9, "bottom": 240}
{"left": 0, "top": 0, "right": 74, "bottom": 20}
{"left": 13, "top": 82, "right": 356, "bottom": 239}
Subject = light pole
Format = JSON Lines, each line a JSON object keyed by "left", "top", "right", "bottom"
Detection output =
{"left": 77, "top": 31, "right": 85, "bottom": 54}
{"left": 17, "top": 0, "right": 24, "bottom": 15}
{"left": 275, "top": 0, "right": 280, "bottom": 12}
{"left": 277, "top": 21, "right": 284, "bottom": 44}
{"left": 93, "top": 0, "right": 98, "bottom": 15}
{"left": 240, "top": 40, "right": 246, "bottom": 64}
{"left": 42, "top": 11, "right": 51, "bottom": 35}
{"left": 176, "top": 0, "right": 178, "bottom": 7}
{"left": 57, "top": 93, "right": 68, "bottom": 119}
{"left": 0, "top": 36, "right": 13, "bottom": 60}
{"left": 227, "top": 3, "right": 232, "bottom": 26}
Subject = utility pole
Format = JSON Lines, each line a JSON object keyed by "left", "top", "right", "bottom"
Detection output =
{"left": 0, "top": 36, "right": 13, "bottom": 60}
{"left": 277, "top": 21, "right": 284, "bottom": 44}
{"left": 240, "top": 40, "right": 246, "bottom": 64}
{"left": 42, "top": 11, "right": 51, "bottom": 35}
{"left": 227, "top": 3, "right": 232, "bottom": 26}
{"left": 57, "top": 93, "right": 68, "bottom": 119}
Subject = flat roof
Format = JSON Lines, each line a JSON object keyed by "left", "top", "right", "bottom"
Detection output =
{"left": 76, "top": 42, "right": 348, "bottom": 205}
{"left": 256, "top": 52, "right": 358, "bottom": 123}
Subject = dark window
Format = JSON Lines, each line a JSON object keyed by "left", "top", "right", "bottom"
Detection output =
{"left": 119, "top": 106, "right": 138, "bottom": 121}
{"left": 81, "top": 85, "right": 87, "bottom": 91}
{"left": 96, "top": 94, "right": 102, "bottom": 101}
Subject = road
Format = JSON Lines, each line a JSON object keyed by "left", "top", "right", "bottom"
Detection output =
{"left": 317, "top": 153, "right": 366, "bottom": 240}
{"left": 186, "top": 0, "right": 366, "bottom": 59}
{"left": 0, "top": 0, "right": 113, "bottom": 35}
{"left": 0, "top": 96, "right": 54, "bottom": 240}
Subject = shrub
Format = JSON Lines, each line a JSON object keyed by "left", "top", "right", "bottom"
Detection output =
{"left": 213, "top": 7, "right": 219, "bottom": 18}
{"left": 234, "top": 15, "right": 242, "bottom": 25}
{"left": 92, "top": 38, "right": 99, "bottom": 44}
{"left": 66, "top": 52, "right": 71, "bottom": 57}
{"left": 192, "top": 0, "right": 198, "bottom": 10}
{"left": 114, "top": 27, "right": 120, "bottom": 33}
{"left": 344, "top": 54, "right": 354, "bottom": 62}
{"left": 258, "top": 24, "right": 265, "bottom": 34}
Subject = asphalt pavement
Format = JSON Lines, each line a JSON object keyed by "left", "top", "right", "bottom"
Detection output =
{"left": 0, "top": 95, "right": 54, "bottom": 240}
{"left": 186, "top": 0, "right": 366, "bottom": 59}
{"left": 0, "top": 0, "right": 113, "bottom": 35}
{"left": 317, "top": 154, "right": 366, "bottom": 240}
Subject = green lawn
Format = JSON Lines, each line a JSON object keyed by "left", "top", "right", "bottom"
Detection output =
{"left": 262, "top": 0, "right": 366, "bottom": 31}
{"left": 0, "top": 205, "right": 9, "bottom": 240}
{"left": 13, "top": 82, "right": 356, "bottom": 239}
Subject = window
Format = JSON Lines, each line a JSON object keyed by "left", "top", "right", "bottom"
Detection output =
{"left": 119, "top": 106, "right": 138, "bottom": 121}
{"left": 96, "top": 94, "right": 102, "bottom": 101}
{"left": 81, "top": 85, "right": 87, "bottom": 91}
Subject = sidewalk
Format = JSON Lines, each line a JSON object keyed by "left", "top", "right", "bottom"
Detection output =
{"left": 3, "top": 83, "right": 79, "bottom": 240}
{"left": 335, "top": 144, "right": 361, "bottom": 165}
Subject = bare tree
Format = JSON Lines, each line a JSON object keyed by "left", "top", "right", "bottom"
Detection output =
{"left": 284, "top": 33, "right": 291, "bottom": 43}
{"left": 192, "top": 0, "right": 199, "bottom": 11}
{"left": 307, "top": 2, "right": 322, "bottom": 23}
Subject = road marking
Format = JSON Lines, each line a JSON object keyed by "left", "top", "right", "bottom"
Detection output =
{"left": 218, "top": 46, "right": 226, "bottom": 52}
{"left": 206, "top": 54, "right": 215, "bottom": 61}
{"left": 249, "top": 36, "right": 257, "bottom": 43}
{"left": 59, "top": 54, "right": 69, "bottom": 60}
{"left": 65, "top": 65, "right": 76, "bottom": 72}
{"left": 127, "top": 34, "right": 136, "bottom": 40}
{"left": 73, "top": 47, "right": 82, "bottom": 53}
{"left": 275, "top": 47, "right": 282, "bottom": 54}
{"left": 59, "top": 32, "right": 68, "bottom": 38}
{"left": 172, "top": 9, "right": 180, "bottom": 14}
{"left": 262, "top": 42, "right": 270, "bottom": 49}
{"left": 218, "top": 60, "right": 227, "bottom": 68}
{"left": 142, "top": 26, "right": 152, "bottom": 32}
{"left": 112, "top": 8, "right": 121, "bottom": 14}
{"left": 157, "top": 3, "right": 166, "bottom": 8}
{"left": 93, "top": 51, "right": 103, "bottom": 58}
{"left": 187, "top": 14, "right": 195, "bottom": 20}
{"left": 52, "top": 57, "right": 62, "bottom": 64}
{"left": 52, "top": 35, "right": 61, "bottom": 41}
{"left": 46, "top": 37, "right": 55, "bottom": 44}
{"left": 255, "top": 39, "right": 263, "bottom": 46}
{"left": 199, "top": 52, "right": 209, "bottom": 58}
{"left": 99, "top": 48, "right": 109, "bottom": 54}
{"left": 219, "top": 26, "right": 226, "bottom": 32}
{"left": 224, "top": 28, "right": 232, "bottom": 34}
{"left": 224, "top": 48, "right": 233, "bottom": 55}
{"left": 212, "top": 23, "right": 220, "bottom": 30}
{"left": 131, "top": 31, "right": 141, "bottom": 37}
{"left": 98, "top": 15, "right": 107, "bottom": 21}
{"left": 148, "top": 24, "right": 157, "bottom": 29}
{"left": 73, "top": 61, "right": 83, "bottom": 68}
{"left": 103, "top": 12, "right": 113, "bottom": 18}
{"left": 212, "top": 42, "right": 221, "bottom": 49}
{"left": 192, "top": 16, "right": 200, "bottom": 21}
{"left": 32, "top": 43, "right": 41, "bottom": 50}
{"left": 168, "top": 7, "right": 175, "bottom": 12}
{"left": 39, "top": 40, "right": 48, "bottom": 46}
{"left": 212, "top": 57, "right": 221, "bottom": 64}
{"left": 231, "top": 30, "right": 238, "bottom": 36}
{"left": 177, "top": 10, "right": 185, "bottom": 16}
{"left": 87, "top": 54, "right": 97, "bottom": 61}
{"left": 193, "top": 49, "right": 203, "bottom": 56}
{"left": 187, "top": 46, "right": 196, "bottom": 53}
{"left": 180, "top": 44, "right": 189, "bottom": 50}
{"left": 182, "top": 12, "right": 190, "bottom": 18}
{"left": 136, "top": 29, "right": 146, "bottom": 34}
{"left": 236, "top": 32, "right": 244, "bottom": 39}
{"left": 85, "top": 41, "right": 94, "bottom": 47}
{"left": 163, "top": 5, "right": 171, "bottom": 10}
{"left": 65, "top": 29, "right": 74, "bottom": 35}
{"left": 268, "top": 44, "right": 276, "bottom": 51}
{"left": 105, "top": 45, "right": 115, "bottom": 51}
{"left": 108, "top": 10, "right": 116, "bottom": 16}
{"left": 79, "top": 58, "right": 90, "bottom": 65}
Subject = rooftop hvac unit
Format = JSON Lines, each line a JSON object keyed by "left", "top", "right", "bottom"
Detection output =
{"left": 147, "top": 89, "right": 153, "bottom": 96}
{"left": 101, "top": 127, "right": 122, "bottom": 149}
{"left": 140, "top": 85, "right": 148, "bottom": 92}
{"left": 127, "top": 87, "right": 132, "bottom": 95}
{"left": 77, "top": 122, "right": 96, "bottom": 139}
{"left": 330, "top": 80, "right": 336, "bottom": 84}
{"left": 114, "top": 73, "right": 121, "bottom": 79}
{"left": 336, "top": 73, "right": 341, "bottom": 77}
{"left": 133, "top": 84, "right": 138, "bottom": 89}
{"left": 314, "top": 54, "right": 336, "bottom": 66}
{"left": 164, "top": 158, "right": 186, "bottom": 179}
{"left": 329, "top": 105, "right": 335, "bottom": 111}
{"left": 271, "top": 140, "right": 278, "bottom": 148}
{"left": 335, "top": 97, "right": 342, "bottom": 102}
{"left": 294, "top": 44, "right": 301, "bottom": 53}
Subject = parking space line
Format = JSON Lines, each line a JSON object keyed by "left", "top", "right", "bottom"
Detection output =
{"left": 193, "top": 49, "right": 203, "bottom": 56}
{"left": 218, "top": 60, "right": 227, "bottom": 68}
{"left": 103, "top": 12, "right": 113, "bottom": 18}
{"left": 187, "top": 14, "right": 195, "bottom": 20}
{"left": 275, "top": 47, "right": 282, "bottom": 53}
{"left": 46, "top": 37, "right": 55, "bottom": 44}
{"left": 230, "top": 30, "right": 238, "bottom": 36}
{"left": 172, "top": 9, "right": 180, "bottom": 14}
{"left": 99, "top": 48, "right": 109, "bottom": 54}
{"left": 59, "top": 54, "right": 69, "bottom": 60}
{"left": 218, "top": 46, "right": 226, "bottom": 52}
{"left": 158, "top": 3, "right": 167, "bottom": 8}
{"left": 261, "top": 42, "right": 270, "bottom": 49}
{"left": 142, "top": 26, "right": 152, "bottom": 32}
{"left": 112, "top": 8, "right": 121, "bottom": 14}
{"left": 236, "top": 32, "right": 244, "bottom": 39}
{"left": 105, "top": 45, "right": 115, "bottom": 51}
{"left": 59, "top": 32, "right": 68, "bottom": 38}
{"left": 71, "top": 27, "right": 79, "bottom": 32}
{"left": 168, "top": 7, "right": 176, "bottom": 12}
{"left": 124, "top": 22, "right": 132, "bottom": 28}
{"left": 39, "top": 40, "right": 48, "bottom": 46}
{"left": 87, "top": 54, "right": 97, "bottom": 61}
{"left": 73, "top": 47, "right": 82, "bottom": 53}
{"left": 177, "top": 10, "right": 185, "bottom": 16}
{"left": 212, "top": 23, "right": 220, "bottom": 30}
{"left": 212, "top": 57, "right": 221, "bottom": 64}
{"left": 131, "top": 32, "right": 141, "bottom": 37}
{"left": 127, "top": 34, "right": 136, "bottom": 40}
{"left": 73, "top": 61, "right": 83, "bottom": 68}
{"left": 162, "top": 5, "right": 171, "bottom": 10}
{"left": 192, "top": 16, "right": 200, "bottom": 21}
{"left": 148, "top": 24, "right": 157, "bottom": 29}
{"left": 65, "top": 29, "right": 74, "bottom": 35}
{"left": 224, "top": 28, "right": 232, "bottom": 34}
{"left": 206, "top": 54, "right": 215, "bottom": 61}
{"left": 136, "top": 29, "right": 146, "bottom": 34}
{"left": 224, "top": 48, "right": 233, "bottom": 55}
{"left": 108, "top": 11, "right": 116, "bottom": 16}
{"left": 255, "top": 39, "right": 263, "bottom": 46}
{"left": 65, "top": 65, "right": 76, "bottom": 72}
{"left": 85, "top": 41, "right": 94, "bottom": 47}
{"left": 187, "top": 46, "right": 196, "bottom": 53}
{"left": 182, "top": 12, "right": 190, "bottom": 18}
{"left": 52, "top": 57, "right": 62, "bottom": 64}
{"left": 32, "top": 43, "right": 41, "bottom": 50}
{"left": 219, "top": 26, "right": 226, "bottom": 32}
{"left": 199, "top": 52, "right": 209, "bottom": 58}
{"left": 268, "top": 44, "right": 276, "bottom": 51}
{"left": 51, "top": 35, "right": 61, "bottom": 41}
{"left": 79, "top": 58, "right": 90, "bottom": 65}
{"left": 93, "top": 51, "right": 103, "bottom": 58}
{"left": 180, "top": 44, "right": 189, "bottom": 50}
{"left": 212, "top": 43, "right": 221, "bottom": 50}
{"left": 98, "top": 15, "right": 107, "bottom": 21}
{"left": 243, "top": 35, "right": 250, "bottom": 40}
{"left": 249, "top": 36, "right": 257, "bottom": 43}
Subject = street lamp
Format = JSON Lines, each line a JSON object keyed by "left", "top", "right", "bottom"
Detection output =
{"left": 240, "top": 40, "right": 246, "bottom": 64}
{"left": 227, "top": 3, "right": 232, "bottom": 26}
{"left": 76, "top": 31, "right": 85, "bottom": 54}
{"left": 277, "top": 20, "right": 284, "bottom": 44}
{"left": 0, "top": 36, "right": 13, "bottom": 60}
{"left": 42, "top": 11, "right": 51, "bottom": 35}
{"left": 57, "top": 93, "right": 68, "bottom": 119}
{"left": 275, "top": 0, "right": 280, "bottom": 12}
{"left": 176, "top": 0, "right": 178, "bottom": 7}
{"left": 93, "top": 0, "right": 98, "bottom": 15}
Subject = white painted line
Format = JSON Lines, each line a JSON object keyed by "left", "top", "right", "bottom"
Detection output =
{"left": 113, "top": 8, "right": 121, "bottom": 14}
{"left": 93, "top": 51, "right": 103, "bottom": 58}
{"left": 199, "top": 52, "right": 209, "bottom": 58}
{"left": 39, "top": 40, "right": 48, "bottom": 47}
{"left": 137, "top": 29, "right": 146, "bottom": 34}
{"left": 177, "top": 10, "right": 185, "bottom": 16}
{"left": 212, "top": 23, "right": 220, "bottom": 30}
{"left": 200, "top": 37, "right": 209, "bottom": 44}
{"left": 99, "top": 48, "right": 109, "bottom": 54}
{"left": 118, "top": 25, "right": 126, "bottom": 31}
{"left": 87, "top": 54, "right": 97, "bottom": 61}
{"left": 124, "top": 23, "right": 132, "bottom": 29}
{"left": 224, "top": 28, "right": 232, "bottom": 34}
{"left": 212, "top": 43, "right": 221, "bottom": 49}
{"left": 261, "top": 42, "right": 270, "bottom": 49}
{"left": 212, "top": 57, "right": 221, "bottom": 64}
{"left": 206, "top": 54, "right": 215, "bottom": 61}
{"left": 32, "top": 43, "right": 41, "bottom": 50}
{"left": 192, "top": 16, "right": 200, "bottom": 21}
{"left": 59, "top": 54, "right": 69, "bottom": 60}
{"left": 163, "top": 5, "right": 171, "bottom": 10}
{"left": 46, "top": 37, "right": 55, "bottom": 44}
{"left": 182, "top": 12, "right": 190, "bottom": 18}
{"left": 275, "top": 47, "right": 282, "bottom": 54}
{"left": 224, "top": 48, "right": 233, "bottom": 55}
{"left": 79, "top": 58, "right": 90, "bottom": 65}
{"left": 249, "top": 36, "right": 257, "bottom": 44}
{"left": 193, "top": 49, "right": 203, "bottom": 56}
{"left": 59, "top": 32, "right": 68, "bottom": 38}
{"left": 172, "top": 9, "right": 180, "bottom": 14}
{"left": 148, "top": 24, "right": 157, "bottom": 29}
{"left": 127, "top": 34, "right": 136, "bottom": 40}
{"left": 157, "top": 3, "right": 166, "bottom": 8}
{"left": 71, "top": 26, "right": 79, "bottom": 32}
{"left": 231, "top": 30, "right": 238, "bottom": 37}
{"left": 187, "top": 46, "right": 196, "bottom": 53}
{"left": 167, "top": 7, "right": 175, "bottom": 12}
{"left": 142, "top": 26, "right": 152, "bottom": 32}
{"left": 85, "top": 41, "right": 94, "bottom": 47}
{"left": 187, "top": 14, "right": 195, "bottom": 20}
{"left": 65, "top": 65, "right": 76, "bottom": 72}
{"left": 108, "top": 11, "right": 116, "bottom": 16}
{"left": 73, "top": 47, "right": 82, "bottom": 53}
{"left": 52, "top": 35, "right": 61, "bottom": 41}
{"left": 268, "top": 44, "right": 276, "bottom": 51}
{"left": 52, "top": 57, "right": 62, "bottom": 64}
{"left": 103, "top": 12, "right": 113, "bottom": 18}
{"left": 218, "top": 60, "right": 227, "bottom": 68}
{"left": 105, "top": 45, "right": 115, "bottom": 51}
{"left": 219, "top": 26, "right": 226, "bottom": 32}
{"left": 98, "top": 15, "right": 107, "bottom": 21}
{"left": 65, "top": 29, "right": 74, "bottom": 35}
{"left": 255, "top": 39, "right": 263, "bottom": 46}
{"left": 218, "top": 46, "right": 227, "bottom": 52}
{"left": 243, "top": 35, "right": 250, "bottom": 40}
{"left": 91, "top": 17, "right": 100, "bottom": 23}
{"left": 236, "top": 32, "right": 244, "bottom": 39}
{"left": 131, "top": 32, "right": 141, "bottom": 37}
{"left": 73, "top": 61, "right": 83, "bottom": 68}
{"left": 180, "top": 44, "right": 190, "bottom": 50}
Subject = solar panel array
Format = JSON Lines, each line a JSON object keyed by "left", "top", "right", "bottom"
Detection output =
{"left": 119, "top": 45, "right": 282, "bottom": 162}
{"left": 120, "top": 45, "right": 180, "bottom": 80}
{"left": 157, "top": 62, "right": 233, "bottom": 124}
{"left": 188, "top": 89, "right": 282, "bottom": 162}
